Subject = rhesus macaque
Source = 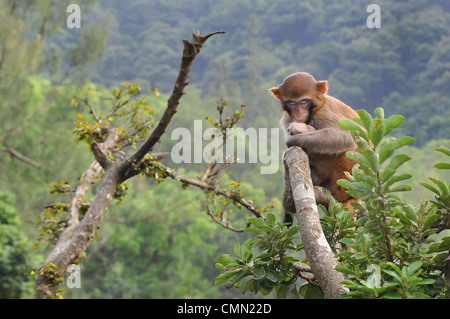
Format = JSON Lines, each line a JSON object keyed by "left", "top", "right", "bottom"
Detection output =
{"left": 270, "top": 72, "right": 359, "bottom": 223}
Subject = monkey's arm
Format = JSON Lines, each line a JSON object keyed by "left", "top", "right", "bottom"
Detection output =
{"left": 286, "top": 127, "right": 356, "bottom": 156}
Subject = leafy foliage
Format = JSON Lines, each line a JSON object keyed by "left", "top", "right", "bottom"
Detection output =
{"left": 0, "top": 192, "right": 41, "bottom": 298}
{"left": 333, "top": 109, "right": 450, "bottom": 299}
{"left": 216, "top": 108, "right": 450, "bottom": 299}
{"left": 215, "top": 213, "right": 303, "bottom": 299}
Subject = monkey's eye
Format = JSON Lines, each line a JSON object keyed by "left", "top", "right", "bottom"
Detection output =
{"left": 298, "top": 99, "right": 310, "bottom": 106}
{"left": 285, "top": 101, "right": 297, "bottom": 107}
{"left": 286, "top": 99, "right": 310, "bottom": 107}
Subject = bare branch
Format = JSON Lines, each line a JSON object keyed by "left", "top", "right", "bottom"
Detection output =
{"left": 130, "top": 30, "right": 225, "bottom": 163}
{"left": 82, "top": 97, "right": 101, "bottom": 123}
{"left": 158, "top": 163, "right": 263, "bottom": 218}
{"left": 3, "top": 147, "right": 41, "bottom": 168}
{"left": 292, "top": 262, "right": 312, "bottom": 273}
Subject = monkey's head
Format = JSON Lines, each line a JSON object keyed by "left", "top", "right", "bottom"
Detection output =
{"left": 270, "top": 72, "right": 327, "bottom": 123}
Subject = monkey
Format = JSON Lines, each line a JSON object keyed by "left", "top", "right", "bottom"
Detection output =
{"left": 270, "top": 72, "right": 360, "bottom": 225}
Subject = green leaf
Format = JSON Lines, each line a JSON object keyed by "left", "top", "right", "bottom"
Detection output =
{"left": 248, "top": 217, "right": 265, "bottom": 229}
{"left": 217, "top": 254, "right": 236, "bottom": 266}
{"left": 383, "top": 173, "right": 412, "bottom": 189}
{"left": 234, "top": 242, "right": 241, "bottom": 257}
{"left": 335, "top": 264, "right": 356, "bottom": 275}
{"left": 261, "top": 277, "right": 276, "bottom": 291}
{"left": 259, "top": 285, "right": 273, "bottom": 295}
{"left": 394, "top": 207, "right": 413, "bottom": 226}
{"left": 420, "top": 182, "right": 441, "bottom": 196}
{"left": 374, "top": 107, "right": 385, "bottom": 119}
{"left": 381, "top": 292, "right": 402, "bottom": 299}
{"left": 384, "top": 115, "right": 404, "bottom": 135}
{"left": 244, "top": 227, "right": 259, "bottom": 234}
{"left": 266, "top": 270, "right": 278, "bottom": 282}
{"left": 386, "top": 154, "right": 411, "bottom": 171}
{"left": 340, "top": 238, "right": 356, "bottom": 246}
{"left": 434, "top": 163, "right": 450, "bottom": 170}
{"left": 266, "top": 213, "right": 276, "bottom": 226}
{"left": 423, "top": 214, "right": 440, "bottom": 229}
{"left": 369, "top": 119, "right": 385, "bottom": 149}
{"left": 357, "top": 109, "right": 373, "bottom": 131}
{"left": 215, "top": 263, "right": 225, "bottom": 271}
{"left": 379, "top": 142, "right": 397, "bottom": 165}
{"left": 242, "top": 279, "right": 254, "bottom": 294}
{"left": 252, "top": 268, "right": 265, "bottom": 280}
{"left": 435, "top": 147, "right": 450, "bottom": 157}
{"left": 412, "top": 279, "right": 435, "bottom": 286}
{"left": 362, "top": 149, "right": 379, "bottom": 172}
{"left": 404, "top": 204, "right": 418, "bottom": 222}
{"left": 380, "top": 168, "right": 396, "bottom": 183}
{"left": 349, "top": 182, "right": 373, "bottom": 193}
{"left": 428, "top": 178, "right": 448, "bottom": 195}
{"left": 396, "top": 136, "right": 415, "bottom": 147}
{"left": 387, "top": 184, "right": 412, "bottom": 193}
{"left": 346, "top": 150, "right": 367, "bottom": 165}
{"left": 337, "top": 119, "right": 367, "bottom": 140}
{"left": 382, "top": 269, "right": 402, "bottom": 283}
{"left": 233, "top": 270, "right": 252, "bottom": 284}
{"left": 276, "top": 283, "right": 290, "bottom": 299}
{"left": 406, "top": 261, "right": 422, "bottom": 277}
{"left": 286, "top": 225, "right": 299, "bottom": 238}
{"left": 215, "top": 271, "right": 237, "bottom": 285}
{"left": 337, "top": 179, "right": 351, "bottom": 190}
{"left": 302, "top": 284, "right": 324, "bottom": 299}
{"left": 242, "top": 239, "right": 254, "bottom": 262}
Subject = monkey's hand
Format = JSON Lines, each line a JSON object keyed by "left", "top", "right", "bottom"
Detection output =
{"left": 287, "top": 122, "right": 316, "bottom": 135}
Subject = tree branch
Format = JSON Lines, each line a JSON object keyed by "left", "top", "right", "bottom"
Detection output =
{"left": 283, "top": 146, "right": 348, "bottom": 299}
{"left": 159, "top": 163, "right": 263, "bottom": 218}
{"left": 35, "top": 30, "right": 223, "bottom": 299}
{"left": 129, "top": 30, "right": 225, "bottom": 163}
{"left": 3, "top": 147, "right": 41, "bottom": 169}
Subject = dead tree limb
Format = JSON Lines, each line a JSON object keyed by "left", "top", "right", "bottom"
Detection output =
{"left": 35, "top": 30, "right": 224, "bottom": 299}
{"left": 129, "top": 30, "right": 225, "bottom": 164}
{"left": 283, "top": 146, "right": 348, "bottom": 299}
{"left": 3, "top": 147, "right": 41, "bottom": 169}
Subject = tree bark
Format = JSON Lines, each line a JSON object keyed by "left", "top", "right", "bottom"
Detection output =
{"left": 283, "top": 146, "right": 348, "bottom": 299}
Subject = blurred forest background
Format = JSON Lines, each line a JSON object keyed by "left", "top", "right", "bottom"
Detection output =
{"left": 1, "top": 0, "right": 449, "bottom": 298}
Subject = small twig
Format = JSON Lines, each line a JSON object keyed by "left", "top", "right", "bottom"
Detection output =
{"left": 3, "top": 147, "right": 41, "bottom": 169}
{"left": 80, "top": 97, "right": 100, "bottom": 123}
{"left": 293, "top": 262, "right": 313, "bottom": 273}
{"left": 204, "top": 203, "right": 245, "bottom": 232}
{"left": 292, "top": 262, "right": 317, "bottom": 285}
{"left": 44, "top": 203, "right": 69, "bottom": 211}
{"left": 158, "top": 164, "right": 263, "bottom": 218}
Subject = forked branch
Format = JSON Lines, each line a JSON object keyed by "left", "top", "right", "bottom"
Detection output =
{"left": 35, "top": 30, "right": 224, "bottom": 299}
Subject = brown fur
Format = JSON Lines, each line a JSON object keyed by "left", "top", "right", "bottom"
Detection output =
{"left": 271, "top": 72, "right": 359, "bottom": 210}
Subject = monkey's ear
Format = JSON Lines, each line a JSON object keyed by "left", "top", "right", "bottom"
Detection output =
{"left": 269, "top": 87, "right": 280, "bottom": 99}
{"left": 316, "top": 81, "right": 328, "bottom": 95}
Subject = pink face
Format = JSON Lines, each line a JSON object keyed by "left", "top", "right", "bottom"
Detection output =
{"left": 283, "top": 99, "right": 312, "bottom": 123}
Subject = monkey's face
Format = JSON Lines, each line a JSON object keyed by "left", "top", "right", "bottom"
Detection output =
{"left": 283, "top": 99, "right": 313, "bottom": 123}
{"left": 270, "top": 72, "right": 327, "bottom": 123}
